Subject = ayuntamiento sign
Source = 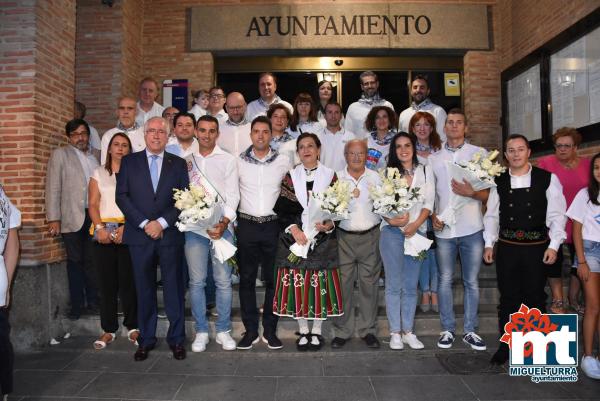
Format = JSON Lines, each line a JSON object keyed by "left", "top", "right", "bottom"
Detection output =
{"left": 189, "top": 3, "right": 489, "bottom": 52}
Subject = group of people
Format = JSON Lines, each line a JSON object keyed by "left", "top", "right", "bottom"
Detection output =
{"left": 7, "top": 70, "right": 594, "bottom": 385}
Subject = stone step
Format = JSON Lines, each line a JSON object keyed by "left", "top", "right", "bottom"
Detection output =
{"left": 59, "top": 304, "right": 500, "bottom": 340}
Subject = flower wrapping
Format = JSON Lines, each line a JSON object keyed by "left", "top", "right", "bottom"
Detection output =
{"left": 404, "top": 232, "right": 434, "bottom": 258}
{"left": 368, "top": 167, "right": 423, "bottom": 218}
{"left": 437, "top": 150, "right": 506, "bottom": 226}
{"left": 289, "top": 181, "right": 351, "bottom": 260}
{"left": 173, "top": 184, "right": 237, "bottom": 264}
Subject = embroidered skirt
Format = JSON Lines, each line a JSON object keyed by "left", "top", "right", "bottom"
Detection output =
{"left": 273, "top": 267, "right": 344, "bottom": 320}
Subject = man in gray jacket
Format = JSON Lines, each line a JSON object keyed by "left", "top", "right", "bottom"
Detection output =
{"left": 45, "top": 119, "right": 100, "bottom": 320}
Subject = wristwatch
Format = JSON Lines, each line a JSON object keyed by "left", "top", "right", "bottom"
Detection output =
{"left": 95, "top": 223, "right": 106, "bottom": 230}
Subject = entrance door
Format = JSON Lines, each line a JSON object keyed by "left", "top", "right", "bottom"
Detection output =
{"left": 215, "top": 56, "right": 463, "bottom": 114}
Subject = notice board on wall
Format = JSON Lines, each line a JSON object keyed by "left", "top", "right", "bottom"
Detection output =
{"left": 507, "top": 64, "right": 542, "bottom": 141}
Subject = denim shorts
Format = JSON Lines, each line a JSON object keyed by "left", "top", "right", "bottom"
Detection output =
{"left": 575, "top": 240, "right": 600, "bottom": 273}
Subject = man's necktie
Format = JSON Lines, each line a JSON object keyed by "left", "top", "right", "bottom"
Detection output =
{"left": 150, "top": 154, "right": 159, "bottom": 192}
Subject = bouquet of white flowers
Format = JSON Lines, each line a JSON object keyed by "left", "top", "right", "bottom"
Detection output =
{"left": 369, "top": 167, "right": 432, "bottom": 259}
{"left": 437, "top": 149, "right": 506, "bottom": 226}
{"left": 173, "top": 184, "right": 237, "bottom": 265}
{"left": 369, "top": 167, "right": 422, "bottom": 218}
{"left": 288, "top": 180, "right": 351, "bottom": 262}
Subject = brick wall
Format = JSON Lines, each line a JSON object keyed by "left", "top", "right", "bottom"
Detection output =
{"left": 0, "top": 0, "right": 76, "bottom": 265}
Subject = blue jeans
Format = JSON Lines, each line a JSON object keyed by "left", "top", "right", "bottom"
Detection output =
{"left": 418, "top": 249, "right": 438, "bottom": 293}
{"left": 380, "top": 226, "right": 422, "bottom": 333}
{"left": 435, "top": 230, "right": 484, "bottom": 334}
{"left": 185, "top": 230, "right": 233, "bottom": 333}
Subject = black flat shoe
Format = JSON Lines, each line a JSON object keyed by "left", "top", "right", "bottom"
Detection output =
{"left": 331, "top": 337, "right": 347, "bottom": 348}
{"left": 309, "top": 334, "right": 323, "bottom": 351}
{"left": 490, "top": 343, "right": 509, "bottom": 365}
{"left": 296, "top": 333, "right": 310, "bottom": 351}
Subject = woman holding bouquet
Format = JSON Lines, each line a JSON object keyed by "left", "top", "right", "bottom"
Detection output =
{"left": 408, "top": 112, "right": 442, "bottom": 313}
{"left": 379, "top": 132, "right": 434, "bottom": 350}
{"left": 273, "top": 132, "right": 343, "bottom": 351}
{"left": 88, "top": 132, "right": 138, "bottom": 350}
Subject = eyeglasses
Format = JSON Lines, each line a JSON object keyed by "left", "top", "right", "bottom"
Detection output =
{"left": 554, "top": 143, "right": 573, "bottom": 149}
{"left": 227, "top": 105, "right": 244, "bottom": 111}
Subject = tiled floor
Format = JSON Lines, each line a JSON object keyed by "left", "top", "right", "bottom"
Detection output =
{"left": 9, "top": 335, "right": 600, "bottom": 401}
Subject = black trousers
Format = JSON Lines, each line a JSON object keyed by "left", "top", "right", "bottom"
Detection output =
{"left": 0, "top": 308, "right": 13, "bottom": 396}
{"left": 495, "top": 240, "right": 548, "bottom": 336}
{"left": 61, "top": 213, "right": 98, "bottom": 315}
{"left": 236, "top": 218, "right": 279, "bottom": 334}
{"left": 92, "top": 241, "right": 137, "bottom": 333}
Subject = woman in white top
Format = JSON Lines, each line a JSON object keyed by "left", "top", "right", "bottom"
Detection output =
{"left": 288, "top": 92, "right": 324, "bottom": 139}
{"left": 567, "top": 152, "right": 600, "bottom": 380}
{"left": 365, "top": 106, "right": 398, "bottom": 171}
{"left": 379, "top": 132, "right": 434, "bottom": 350}
{"left": 88, "top": 133, "right": 138, "bottom": 350}
{"left": 0, "top": 185, "right": 20, "bottom": 400}
{"left": 408, "top": 111, "right": 442, "bottom": 313}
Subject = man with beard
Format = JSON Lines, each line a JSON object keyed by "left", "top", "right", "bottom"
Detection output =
{"left": 166, "top": 112, "right": 199, "bottom": 158}
{"left": 218, "top": 92, "right": 252, "bottom": 156}
{"left": 46, "top": 119, "right": 100, "bottom": 320}
{"left": 344, "top": 71, "right": 394, "bottom": 140}
{"left": 398, "top": 75, "right": 447, "bottom": 142}
{"left": 101, "top": 97, "right": 146, "bottom": 164}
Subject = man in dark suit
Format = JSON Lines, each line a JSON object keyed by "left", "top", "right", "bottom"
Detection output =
{"left": 116, "top": 116, "right": 190, "bottom": 361}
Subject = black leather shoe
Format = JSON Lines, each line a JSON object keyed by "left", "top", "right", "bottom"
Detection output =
{"left": 309, "top": 334, "right": 323, "bottom": 351}
{"left": 490, "top": 343, "right": 509, "bottom": 365}
{"left": 331, "top": 337, "right": 347, "bottom": 348}
{"left": 362, "top": 333, "right": 380, "bottom": 348}
{"left": 134, "top": 345, "right": 154, "bottom": 361}
{"left": 296, "top": 333, "right": 310, "bottom": 351}
{"left": 170, "top": 344, "right": 186, "bottom": 360}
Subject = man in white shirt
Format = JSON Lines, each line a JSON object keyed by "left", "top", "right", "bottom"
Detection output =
{"left": 206, "top": 86, "right": 229, "bottom": 128}
{"left": 236, "top": 116, "right": 290, "bottom": 350}
{"left": 162, "top": 106, "right": 179, "bottom": 134}
{"left": 185, "top": 115, "right": 240, "bottom": 353}
{"left": 74, "top": 101, "right": 101, "bottom": 152}
{"left": 218, "top": 92, "right": 252, "bottom": 156}
{"left": 246, "top": 72, "right": 293, "bottom": 120}
{"left": 320, "top": 102, "right": 356, "bottom": 172}
{"left": 165, "top": 112, "right": 199, "bottom": 158}
{"left": 429, "top": 109, "right": 490, "bottom": 351}
{"left": 101, "top": 97, "right": 145, "bottom": 164}
{"left": 398, "top": 75, "right": 447, "bottom": 142}
{"left": 331, "top": 139, "right": 382, "bottom": 349}
{"left": 344, "top": 71, "right": 394, "bottom": 139}
{"left": 135, "top": 77, "right": 165, "bottom": 127}
{"left": 46, "top": 119, "right": 100, "bottom": 320}
{"left": 483, "top": 134, "right": 566, "bottom": 365}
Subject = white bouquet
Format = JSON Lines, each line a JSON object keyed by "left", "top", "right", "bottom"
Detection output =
{"left": 173, "top": 184, "right": 237, "bottom": 265}
{"left": 288, "top": 180, "right": 351, "bottom": 262}
{"left": 369, "top": 167, "right": 432, "bottom": 259}
{"left": 369, "top": 167, "right": 422, "bottom": 218}
{"left": 437, "top": 149, "right": 506, "bottom": 226}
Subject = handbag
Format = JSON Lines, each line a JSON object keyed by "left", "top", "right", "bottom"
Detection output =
{"left": 92, "top": 222, "right": 120, "bottom": 242}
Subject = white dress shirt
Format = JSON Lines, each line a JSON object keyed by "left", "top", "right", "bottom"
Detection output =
{"left": 140, "top": 150, "right": 168, "bottom": 230}
{"left": 207, "top": 109, "right": 229, "bottom": 129}
{"left": 237, "top": 150, "right": 290, "bottom": 217}
{"left": 246, "top": 96, "right": 293, "bottom": 120}
{"left": 101, "top": 126, "right": 145, "bottom": 164}
{"left": 135, "top": 101, "right": 165, "bottom": 127}
{"left": 288, "top": 121, "right": 325, "bottom": 139}
{"left": 336, "top": 167, "right": 381, "bottom": 231}
{"left": 217, "top": 121, "right": 252, "bottom": 156}
{"left": 398, "top": 101, "right": 448, "bottom": 142}
{"left": 186, "top": 146, "right": 240, "bottom": 226}
{"left": 165, "top": 138, "right": 199, "bottom": 159}
{"left": 344, "top": 99, "right": 394, "bottom": 139}
{"left": 429, "top": 142, "right": 487, "bottom": 239}
{"left": 0, "top": 186, "right": 20, "bottom": 308}
{"left": 72, "top": 145, "right": 100, "bottom": 208}
{"left": 320, "top": 127, "right": 356, "bottom": 172}
{"left": 483, "top": 164, "right": 567, "bottom": 250}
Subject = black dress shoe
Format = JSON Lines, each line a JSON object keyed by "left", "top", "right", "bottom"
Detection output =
{"left": 490, "top": 343, "right": 509, "bottom": 365}
{"left": 362, "top": 333, "right": 380, "bottom": 348}
{"left": 331, "top": 337, "right": 347, "bottom": 348}
{"left": 134, "top": 345, "right": 154, "bottom": 361}
{"left": 309, "top": 334, "right": 323, "bottom": 352}
{"left": 296, "top": 333, "right": 310, "bottom": 351}
{"left": 170, "top": 344, "right": 186, "bottom": 360}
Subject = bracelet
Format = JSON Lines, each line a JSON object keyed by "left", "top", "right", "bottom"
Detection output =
{"left": 579, "top": 261, "right": 588, "bottom": 265}
{"left": 94, "top": 223, "right": 105, "bottom": 230}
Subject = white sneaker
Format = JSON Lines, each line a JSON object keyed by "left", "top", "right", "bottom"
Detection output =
{"left": 191, "top": 332, "right": 209, "bottom": 352}
{"left": 389, "top": 333, "right": 404, "bottom": 350}
{"left": 581, "top": 355, "right": 600, "bottom": 380}
{"left": 216, "top": 331, "right": 236, "bottom": 351}
{"left": 402, "top": 332, "right": 425, "bottom": 349}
